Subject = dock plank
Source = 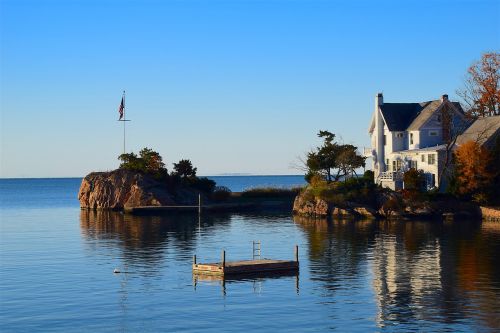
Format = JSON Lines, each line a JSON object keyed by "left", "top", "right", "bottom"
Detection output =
{"left": 193, "top": 259, "right": 299, "bottom": 276}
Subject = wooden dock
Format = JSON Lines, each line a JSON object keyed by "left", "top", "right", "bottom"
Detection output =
{"left": 192, "top": 246, "right": 299, "bottom": 276}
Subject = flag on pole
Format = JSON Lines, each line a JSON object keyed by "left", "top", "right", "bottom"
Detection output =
{"left": 118, "top": 96, "right": 124, "bottom": 120}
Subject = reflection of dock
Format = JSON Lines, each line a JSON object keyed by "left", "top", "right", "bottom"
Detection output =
{"left": 193, "top": 246, "right": 299, "bottom": 276}
{"left": 193, "top": 270, "right": 300, "bottom": 296}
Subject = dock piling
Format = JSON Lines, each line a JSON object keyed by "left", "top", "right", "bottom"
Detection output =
{"left": 221, "top": 250, "right": 226, "bottom": 268}
{"left": 198, "top": 194, "right": 201, "bottom": 214}
{"left": 295, "top": 245, "right": 299, "bottom": 262}
{"left": 193, "top": 254, "right": 197, "bottom": 265}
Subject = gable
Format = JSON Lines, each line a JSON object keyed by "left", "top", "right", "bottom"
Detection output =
{"left": 407, "top": 100, "right": 442, "bottom": 130}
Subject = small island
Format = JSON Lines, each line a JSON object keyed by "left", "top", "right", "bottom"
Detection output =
{"left": 78, "top": 148, "right": 299, "bottom": 213}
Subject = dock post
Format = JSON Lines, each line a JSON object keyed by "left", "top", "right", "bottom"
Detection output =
{"left": 295, "top": 245, "right": 299, "bottom": 262}
{"left": 193, "top": 254, "right": 197, "bottom": 265}
{"left": 221, "top": 250, "right": 226, "bottom": 268}
{"left": 198, "top": 194, "right": 201, "bottom": 214}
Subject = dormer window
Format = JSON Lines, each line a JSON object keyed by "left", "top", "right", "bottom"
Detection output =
{"left": 410, "top": 133, "right": 414, "bottom": 145}
{"left": 395, "top": 132, "right": 403, "bottom": 138}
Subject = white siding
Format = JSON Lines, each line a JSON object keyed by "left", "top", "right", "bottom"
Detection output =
{"left": 408, "top": 131, "right": 420, "bottom": 150}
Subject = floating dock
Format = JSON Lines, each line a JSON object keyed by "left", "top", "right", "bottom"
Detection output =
{"left": 192, "top": 245, "right": 299, "bottom": 276}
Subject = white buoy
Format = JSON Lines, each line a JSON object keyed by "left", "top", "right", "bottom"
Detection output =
{"left": 113, "top": 268, "right": 121, "bottom": 274}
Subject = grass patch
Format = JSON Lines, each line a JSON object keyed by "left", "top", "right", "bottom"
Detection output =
{"left": 241, "top": 187, "right": 303, "bottom": 198}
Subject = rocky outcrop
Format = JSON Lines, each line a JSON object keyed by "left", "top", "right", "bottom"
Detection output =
{"left": 293, "top": 193, "right": 377, "bottom": 219}
{"left": 292, "top": 195, "right": 331, "bottom": 217}
{"left": 78, "top": 169, "right": 177, "bottom": 210}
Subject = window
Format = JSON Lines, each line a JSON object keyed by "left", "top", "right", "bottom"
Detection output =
{"left": 396, "top": 132, "right": 403, "bottom": 138}
{"left": 392, "top": 160, "right": 396, "bottom": 172}
{"left": 383, "top": 135, "right": 386, "bottom": 146}
{"left": 429, "top": 131, "right": 438, "bottom": 136}
{"left": 428, "top": 154, "right": 435, "bottom": 165}
{"left": 437, "top": 115, "right": 441, "bottom": 122}
{"left": 410, "top": 160, "right": 418, "bottom": 169}
{"left": 421, "top": 154, "right": 425, "bottom": 163}
{"left": 410, "top": 133, "right": 414, "bottom": 145}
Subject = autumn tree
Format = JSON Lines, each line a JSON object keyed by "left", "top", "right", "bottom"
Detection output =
{"left": 457, "top": 52, "right": 500, "bottom": 118}
{"left": 454, "top": 140, "right": 493, "bottom": 202}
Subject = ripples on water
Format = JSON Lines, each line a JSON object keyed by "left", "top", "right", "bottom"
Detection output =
{"left": 1, "top": 179, "right": 500, "bottom": 332}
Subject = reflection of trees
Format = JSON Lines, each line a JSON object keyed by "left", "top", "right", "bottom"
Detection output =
{"left": 294, "top": 217, "right": 500, "bottom": 331}
{"left": 294, "top": 217, "right": 378, "bottom": 292}
{"left": 80, "top": 210, "right": 232, "bottom": 269}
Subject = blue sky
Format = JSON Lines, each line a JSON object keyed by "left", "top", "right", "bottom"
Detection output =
{"left": 1, "top": 0, "right": 499, "bottom": 177}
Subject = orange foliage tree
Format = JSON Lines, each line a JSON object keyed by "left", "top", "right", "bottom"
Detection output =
{"left": 457, "top": 52, "right": 500, "bottom": 118}
{"left": 454, "top": 140, "right": 493, "bottom": 201}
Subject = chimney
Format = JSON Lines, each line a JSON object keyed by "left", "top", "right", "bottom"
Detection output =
{"left": 376, "top": 92, "right": 384, "bottom": 106}
{"left": 441, "top": 94, "right": 448, "bottom": 102}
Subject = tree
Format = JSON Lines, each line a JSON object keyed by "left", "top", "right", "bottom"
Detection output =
{"left": 118, "top": 152, "right": 144, "bottom": 171}
{"left": 118, "top": 148, "right": 167, "bottom": 176}
{"left": 457, "top": 52, "right": 500, "bottom": 118}
{"left": 139, "top": 147, "right": 165, "bottom": 172}
{"left": 305, "top": 130, "right": 365, "bottom": 183}
{"left": 173, "top": 159, "right": 197, "bottom": 178}
{"left": 403, "top": 168, "right": 426, "bottom": 191}
{"left": 337, "top": 144, "right": 366, "bottom": 179}
{"left": 454, "top": 140, "right": 493, "bottom": 202}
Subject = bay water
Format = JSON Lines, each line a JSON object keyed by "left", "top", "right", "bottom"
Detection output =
{"left": 1, "top": 177, "right": 499, "bottom": 332}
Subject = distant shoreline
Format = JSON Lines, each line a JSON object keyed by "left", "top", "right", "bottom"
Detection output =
{"left": 0, "top": 174, "right": 305, "bottom": 180}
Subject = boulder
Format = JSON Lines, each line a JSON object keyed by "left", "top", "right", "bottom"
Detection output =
{"left": 352, "top": 206, "right": 377, "bottom": 219}
{"left": 78, "top": 169, "right": 176, "bottom": 210}
{"left": 331, "top": 207, "right": 353, "bottom": 217}
{"left": 293, "top": 195, "right": 330, "bottom": 217}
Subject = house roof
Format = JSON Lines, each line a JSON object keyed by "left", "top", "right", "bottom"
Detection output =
{"left": 456, "top": 115, "right": 500, "bottom": 147}
{"left": 379, "top": 100, "right": 464, "bottom": 132}
{"left": 379, "top": 103, "right": 422, "bottom": 131}
{"left": 407, "top": 100, "right": 442, "bottom": 131}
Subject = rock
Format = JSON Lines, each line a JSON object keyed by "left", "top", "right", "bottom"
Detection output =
{"left": 352, "top": 206, "right": 377, "bottom": 218}
{"left": 78, "top": 169, "right": 176, "bottom": 210}
{"left": 293, "top": 195, "right": 330, "bottom": 217}
{"left": 331, "top": 207, "right": 353, "bottom": 217}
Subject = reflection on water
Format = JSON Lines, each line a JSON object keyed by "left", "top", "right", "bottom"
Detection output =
{"left": 193, "top": 271, "right": 300, "bottom": 297}
{"left": 76, "top": 211, "right": 500, "bottom": 331}
{"left": 293, "top": 217, "right": 500, "bottom": 331}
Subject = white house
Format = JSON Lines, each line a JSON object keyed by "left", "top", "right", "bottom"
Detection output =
{"left": 367, "top": 93, "right": 467, "bottom": 190}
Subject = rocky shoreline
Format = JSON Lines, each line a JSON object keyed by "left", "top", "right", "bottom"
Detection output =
{"left": 78, "top": 169, "right": 495, "bottom": 221}
{"left": 292, "top": 189, "right": 483, "bottom": 221}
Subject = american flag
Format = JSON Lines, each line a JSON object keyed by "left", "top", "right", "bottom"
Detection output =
{"left": 118, "top": 96, "right": 124, "bottom": 120}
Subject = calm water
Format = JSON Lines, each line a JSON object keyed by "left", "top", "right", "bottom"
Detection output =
{"left": 1, "top": 178, "right": 500, "bottom": 332}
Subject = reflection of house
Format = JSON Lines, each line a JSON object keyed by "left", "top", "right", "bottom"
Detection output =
{"left": 371, "top": 235, "right": 442, "bottom": 326}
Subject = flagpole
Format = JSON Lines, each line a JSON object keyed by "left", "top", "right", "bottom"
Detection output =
{"left": 118, "top": 90, "right": 130, "bottom": 155}
{"left": 123, "top": 90, "right": 126, "bottom": 155}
